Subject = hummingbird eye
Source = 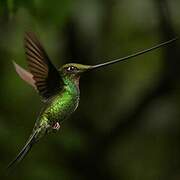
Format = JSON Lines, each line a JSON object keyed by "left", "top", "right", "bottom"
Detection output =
{"left": 66, "top": 66, "right": 78, "bottom": 72}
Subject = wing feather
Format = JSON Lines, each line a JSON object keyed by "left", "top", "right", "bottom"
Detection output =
{"left": 24, "top": 32, "right": 64, "bottom": 100}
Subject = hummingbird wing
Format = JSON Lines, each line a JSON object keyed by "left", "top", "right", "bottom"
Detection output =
{"left": 24, "top": 32, "right": 64, "bottom": 101}
{"left": 13, "top": 61, "right": 37, "bottom": 89}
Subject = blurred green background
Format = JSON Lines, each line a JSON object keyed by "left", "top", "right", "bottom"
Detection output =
{"left": 0, "top": 0, "right": 180, "bottom": 179}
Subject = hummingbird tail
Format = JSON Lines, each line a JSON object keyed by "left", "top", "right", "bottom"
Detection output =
{"left": 6, "top": 130, "right": 38, "bottom": 171}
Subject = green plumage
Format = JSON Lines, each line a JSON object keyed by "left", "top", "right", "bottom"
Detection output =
{"left": 36, "top": 76, "right": 80, "bottom": 136}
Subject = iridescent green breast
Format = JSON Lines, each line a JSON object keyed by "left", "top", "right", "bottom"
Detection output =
{"left": 44, "top": 87, "right": 79, "bottom": 122}
{"left": 37, "top": 77, "right": 80, "bottom": 128}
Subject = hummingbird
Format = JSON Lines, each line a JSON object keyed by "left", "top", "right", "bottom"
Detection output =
{"left": 7, "top": 32, "right": 177, "bottom": 170}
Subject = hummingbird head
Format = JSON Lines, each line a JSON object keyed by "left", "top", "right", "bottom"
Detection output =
{"left": 59, "top": 63, "right": 92, "bottom": 79}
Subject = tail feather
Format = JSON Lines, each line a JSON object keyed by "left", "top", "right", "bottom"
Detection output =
{"left": 7, "top": 131, "right": 37, "bottom": 171}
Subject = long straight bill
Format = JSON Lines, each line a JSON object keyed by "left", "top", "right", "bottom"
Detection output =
{"left": 91, "top": 37, "right": 178, "bottom": 69}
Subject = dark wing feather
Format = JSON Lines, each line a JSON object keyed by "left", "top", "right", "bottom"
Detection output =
{"left": 24, "top": 32, "right": 64, "bottom": 100}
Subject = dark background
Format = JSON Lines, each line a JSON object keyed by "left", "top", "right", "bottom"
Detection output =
{"left": 0, "top": 0, "right": 180, "bottom": 179}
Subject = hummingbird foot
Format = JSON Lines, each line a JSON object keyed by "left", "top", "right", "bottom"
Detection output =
{"left": 52, "top": 122, "right": 60, "bottom": 130}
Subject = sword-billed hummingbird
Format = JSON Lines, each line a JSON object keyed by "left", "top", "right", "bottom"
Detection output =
{"left": 7, "top": 32, "right": 177, "bottom": 170}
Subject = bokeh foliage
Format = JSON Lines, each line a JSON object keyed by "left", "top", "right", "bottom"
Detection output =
{"left": 0, "top": 0, "right": 180, "bottom": 179}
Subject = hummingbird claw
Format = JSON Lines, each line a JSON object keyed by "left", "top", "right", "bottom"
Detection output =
{"left": 52, "top": 122, "right": 60, "bottom": 130}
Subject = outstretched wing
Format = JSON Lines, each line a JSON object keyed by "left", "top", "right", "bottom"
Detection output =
{"left": 13, "top": 61, "right": 36, "bottom": 89}
{"left": 24, "top": 32, "right": 64, "bottom": 100}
